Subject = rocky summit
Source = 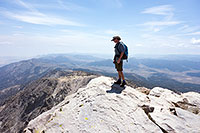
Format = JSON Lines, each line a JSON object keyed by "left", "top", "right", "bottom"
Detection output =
{"left": 23, "top": 76, "right": 200, "bottom": 133}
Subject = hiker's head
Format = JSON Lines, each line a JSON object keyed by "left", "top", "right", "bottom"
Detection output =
{"left": 111, "top": 36, "right": 121, "bottom": 43}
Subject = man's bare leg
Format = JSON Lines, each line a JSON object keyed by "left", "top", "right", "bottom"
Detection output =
{"left": 120, "top": 71, "right": 125, "bottom": 81}
{"left": 114, "top": 71, "right": 122, "bottom": 84}
{"left": 119, "top": 71, "right": 126, "bottom": 87}
{"left": 118, "top": 71, "right": 122, "bottom": 79}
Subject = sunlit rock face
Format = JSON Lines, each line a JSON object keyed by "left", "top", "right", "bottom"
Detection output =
{"left": 24, "top": 76, "right": 200, "bottom": 133}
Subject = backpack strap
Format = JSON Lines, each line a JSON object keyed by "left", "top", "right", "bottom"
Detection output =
{"left": 115, "top": 42, "right": 128, "bottom": 61}
{"left": 114, "top": 43, "right": 120, "bottom": 56}
{"left": 116, "top": 42, "right": 124, "bottom": 54}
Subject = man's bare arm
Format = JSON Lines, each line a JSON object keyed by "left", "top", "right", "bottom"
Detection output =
{"left": 117, "top": 52, "right": 124, "bottom": 63}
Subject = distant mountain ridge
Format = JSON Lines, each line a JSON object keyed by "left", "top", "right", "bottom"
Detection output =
{"left": 0, "top": 55, "right": 91, "bottom": 105}
{"left": 0, "top": 54, "right": 200, "bottom": 106}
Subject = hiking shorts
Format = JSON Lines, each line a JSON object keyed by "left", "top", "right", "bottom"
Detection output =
{"left": 115, "top": 61, "right": 123, "bottom": 71}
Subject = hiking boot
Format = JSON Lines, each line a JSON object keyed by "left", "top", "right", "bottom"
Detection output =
{"left": 120, "top": 80, "right": 126, "bottom": 87}
{"left": 114, "top": 79, "right": 121, "bottom": 85}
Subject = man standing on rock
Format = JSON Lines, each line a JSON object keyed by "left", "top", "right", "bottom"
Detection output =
{"left": 111, "top": 36, "right": 127, "bottom": 87}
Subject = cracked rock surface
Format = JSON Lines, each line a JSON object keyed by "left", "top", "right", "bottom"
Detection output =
{"left": 24, "top": 76, "right": 200, "bottom": 133}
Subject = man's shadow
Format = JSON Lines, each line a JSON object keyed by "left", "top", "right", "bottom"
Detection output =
{"left": 106, "top": 83, "right": 126, "bottom": 94}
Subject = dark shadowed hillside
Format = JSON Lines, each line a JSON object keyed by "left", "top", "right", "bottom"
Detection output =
{"left": 0, "top": 70, "right": 97, "bottom": 133}
{"left": 0, "top": 55, "right": 101, "bottom": 105}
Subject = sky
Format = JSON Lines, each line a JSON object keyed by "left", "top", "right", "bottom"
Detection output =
{"left": 0, "top": 0, "right": 200, "bottom": 57}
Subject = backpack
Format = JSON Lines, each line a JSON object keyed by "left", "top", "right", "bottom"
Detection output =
{"left": 117, "top": 42, "right": 128, "bottom": 60}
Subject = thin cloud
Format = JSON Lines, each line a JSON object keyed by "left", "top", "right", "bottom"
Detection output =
{"left": 191, "top": 38, "right": 200, "bottom": 44}
{"left": 178, "top": 25, "right": 200, "bottom": 33}
{"left": 15, "top": 0, "right": 34, "bottom": 10}
{"left": 185, "top": 31, "right": 200, "bottom": 36}
{"left": 135, "top": 44, "right": 143, "bottom": 47}
{"left": 142, "top": 5, "right": 174, "bottom": 16}
{"left": 142, "top": 21, "right": 181, "bottom": 26}
{"left": 2, "top": 11, "right": 84, "bottom": 26}
{"left": 0, "top": 0, "right": 84, "bottom": 26}
{"left": 105, "top": 30, "right": 120, "bottom": 35}
{"left": 141, "top": 5, "right": 180, "bottom": 32}
{"left": 13, "top": 25, "right": 23, "bottom": 29}
{"left": 0, "top": 41, "right": 13, "bottom": 45}
{"left": 14, "top": 0, "right": 87, "bottom": 12}
{"left": 57, "top": 0, "right": 87, "bottom": 11}
{"left": 0, "top": 31, "right": 111, "bottom": 55}
{"left": 15, "top": 0, "right": 42, "bottom": 15}
{"left": 141, "top": 33, "right": 190, "bottom": 48}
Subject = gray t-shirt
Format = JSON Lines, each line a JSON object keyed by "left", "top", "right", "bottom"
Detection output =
{"left": 114, "top": 42, "right": 125, "bottom": 61}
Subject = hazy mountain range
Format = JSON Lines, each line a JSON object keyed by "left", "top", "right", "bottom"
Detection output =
{"left": 0, "top": 54, "right": 200, "bottom": 106}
